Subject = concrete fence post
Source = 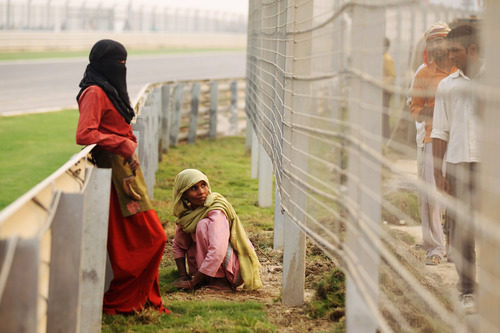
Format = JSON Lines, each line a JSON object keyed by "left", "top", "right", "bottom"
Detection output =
{"left": 345, "top": 3, "right": 384, "bottom": 332}
{"left": 478, "top": 3, "right": 500, "bottom": 332}
{"left": 188, "top": 83, "right": 201, "bottom": 144}
{"left": 47, "top": 192, "right": 84, "bottom": 333}
{"left": 170, "top": 84, "right": 184, "bottom": 146}
{"left": 160, "top": 84, "right": 170, "bottom": 154}
{"left": 273, "top": 186, "right": 284, "bottom": 250}
{"left": 251, "top": 129, "right": 259, "bottom": 179}
{"left": 0, "top": 238, "right": 39, "bottom": 333}
{"left": 281, "top": 0, "right": 309, "bottom": 307}
{"left": 258, "top": 143, "right": 273, "bottom": 207}
{"left": 229, "top": 80, "right": 238, "bottom": 135}
{"left": 78, "top": 167, "right": 111, "bottom": 333}
{"left": 209, "top": 81, "right": 219, "bottom": 139}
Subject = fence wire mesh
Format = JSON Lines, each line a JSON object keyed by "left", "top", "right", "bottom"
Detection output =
{"left": 246, "top": 0, "right": 498, "bottom": 331}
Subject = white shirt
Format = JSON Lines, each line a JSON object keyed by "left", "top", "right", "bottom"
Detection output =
{"left": 430, "top": 69, "right": 480, "bottom": 163}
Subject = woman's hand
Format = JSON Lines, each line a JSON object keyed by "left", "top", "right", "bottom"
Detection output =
{"left": 124, "top": 153, "right": 140, "bottom": 172}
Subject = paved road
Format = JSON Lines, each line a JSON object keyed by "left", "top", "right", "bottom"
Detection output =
{"left": 0, "top": 52, "right": 246, "bottom": 115}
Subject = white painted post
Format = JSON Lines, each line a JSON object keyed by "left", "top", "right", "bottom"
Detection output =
{"left": 345, "top": 3, "right": 384, "bottom": 332}
{"left": 78, "top": 167, "right": 111, "bottom": 333}
{"left": 251, "top": 129, "right": 259, "bottom": 179}
{"left": 258, "top": 143, "right": 273, "bottom": 207}
{"left": 273, "top": 186, "right": 284, "bottom": 250}
{"left": 478, "top": 3, "right": 500, "bottom": 332}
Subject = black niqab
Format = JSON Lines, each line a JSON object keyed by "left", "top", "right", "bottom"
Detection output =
{"left": 76, "top": 39, "right": 135, "bottom": 123}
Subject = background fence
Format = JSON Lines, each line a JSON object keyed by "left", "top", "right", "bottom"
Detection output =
{"left": 245, "top": 0, "right": 499, "bottom": 332}
{"left": 0, "top": 0, "right": 247, "bottom": 33}
{"left": 0, "top": 77, "right": 245, "bottom": 332}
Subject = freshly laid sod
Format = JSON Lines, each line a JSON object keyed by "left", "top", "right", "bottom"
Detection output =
{"left": 0, "top": 109, "right": 81, "bottom": 209}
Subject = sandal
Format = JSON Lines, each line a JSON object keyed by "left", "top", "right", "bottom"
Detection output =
{"left": 425, "top": 255, "right": 441, "bottom": 265}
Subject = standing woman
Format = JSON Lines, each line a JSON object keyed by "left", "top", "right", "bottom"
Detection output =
{"left": 76, "top": 39, "right": 169, "bottom": 314}
{"left": 172, "top": 169, "right": 262, "bottom": 291}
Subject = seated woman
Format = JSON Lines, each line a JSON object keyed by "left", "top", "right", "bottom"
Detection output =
{"left": 172, "top": 169, "right": 262, "bottom": 291}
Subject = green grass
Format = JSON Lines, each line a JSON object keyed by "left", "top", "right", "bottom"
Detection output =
{"left": 152, "top": 137, "right": 274, "bottom": 233}
{"left": 0, "top": 48, "right": 245, "bottom": 61}
{"left": 0, "top": 110, "right": 81, "bottom": 209}
{"left": 102, "top": 300, "right": 274, "bottom": 333}
{"left": 102, "top": 136, "right": 277, "bottom": 332}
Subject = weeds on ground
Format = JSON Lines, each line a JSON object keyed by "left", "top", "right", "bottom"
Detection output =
{"left": 308, "top": 268, "right": 345, "bottom": 332}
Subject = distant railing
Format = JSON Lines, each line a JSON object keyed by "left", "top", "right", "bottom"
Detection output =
{"left": 0, "top": 77, "right": 246, "bottom": 333}
{"left": 0, "top": 1, "right": 247, "bottom": 33}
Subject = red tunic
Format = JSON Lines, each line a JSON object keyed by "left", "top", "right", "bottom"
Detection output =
{"left": 77, "top": 85, "right": 169, "bottom": 314}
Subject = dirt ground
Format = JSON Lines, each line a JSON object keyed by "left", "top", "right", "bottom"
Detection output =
{"left": 164, "top": 231, "right": 339, "bottom": 332}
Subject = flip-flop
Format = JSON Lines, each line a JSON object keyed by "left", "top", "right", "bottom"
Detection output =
{"left": 425, "top": 255, "right": 441, "bottom": 265}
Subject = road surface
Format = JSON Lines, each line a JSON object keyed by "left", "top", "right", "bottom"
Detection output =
{"left": 0, "top": 51, "right": 246, "bottom": 116}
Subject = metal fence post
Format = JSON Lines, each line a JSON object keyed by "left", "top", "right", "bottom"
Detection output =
{"left": 209, "top": 81, "right": 219, "bottom": 139}
{"left": 188, "top": 83, "right": 201, "bottom": 144}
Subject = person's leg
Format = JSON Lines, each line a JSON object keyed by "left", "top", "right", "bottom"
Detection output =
{"left": 448, "top": 163, "right": 477, "bottom": 311}
{"left": 422, "top": 143, "right": 445, "bottom": 262}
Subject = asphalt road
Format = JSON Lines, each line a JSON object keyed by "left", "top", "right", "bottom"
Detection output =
{"left": 0, "top": 51, "right": 246, "bottom": 116}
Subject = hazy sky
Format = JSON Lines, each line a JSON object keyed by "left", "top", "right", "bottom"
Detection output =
{"left": 161, "top": 0, "right": 248, "bottom": 14}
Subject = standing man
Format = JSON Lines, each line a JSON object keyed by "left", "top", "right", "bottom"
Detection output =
{"left": 410, "top": 23, "right": 456, "bottom": 265}
{"left": 431, "top": 24, "right": 481, "bottom": 313}
{"left": 383, "top": 37, "right": 396, "bottom": 139}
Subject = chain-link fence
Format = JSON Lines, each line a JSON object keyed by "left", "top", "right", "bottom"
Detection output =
{"left": 246, "top": 0, "right": 499, "bottom": 331}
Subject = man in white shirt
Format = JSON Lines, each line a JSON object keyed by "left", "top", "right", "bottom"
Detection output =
{"left": 431, "top": 24, "right": 481, "bottom": 313}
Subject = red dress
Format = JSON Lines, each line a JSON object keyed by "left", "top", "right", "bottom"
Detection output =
{"left": 77, "top": 85, "right": 169, "bottom": 314}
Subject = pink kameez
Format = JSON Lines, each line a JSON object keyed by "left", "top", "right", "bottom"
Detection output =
{"left": 173, "top": 210, "right": 241, "bottom": 285}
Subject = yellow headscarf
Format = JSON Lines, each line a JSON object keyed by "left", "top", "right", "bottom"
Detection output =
{"left": 173, "top": 169, "right": 262, "bottom": 290}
